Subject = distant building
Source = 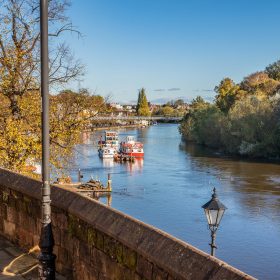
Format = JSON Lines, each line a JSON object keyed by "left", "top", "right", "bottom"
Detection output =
{"left": 149, "top": 104, "right": 159, "bottom": 112}
{"left": 110, "top": 109, "right": 130, "bottom": 117}
{"left": 175, "top": 104, "right": 189, "bottom": 110}
{"left": 123, "top": 105, "right": 132, "bottom": 110}
{"left": 109, "top": 103, "right": 123, "bottom": 110}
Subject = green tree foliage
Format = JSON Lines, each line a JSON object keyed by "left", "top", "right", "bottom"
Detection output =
{"left": 180, "top": 62, "right": 280, "bottom": 159}
{"left": 136, "top": 88, "right": 151, "bottom": 116}
{"left": 223, "top": 96, "right": 280, "bottom": 157}
{"left": 179, "top": 104, "right": 225, "bottom": 148}
{"left": 159, "top": 106, "right": 174, "bottom": 117}
{"left": 152, "top": 98, "right": 187, "bottom": 117}
{"left": 191, "top": 96, "right": 208, "bottom": 109}
{"left": 165, "top": 99, "right": 185, "bottom": 107}
{"left": 265, "top": 60, "right": 280, "bottom": 81}
{"left": 174, "top": 99, "right": 185, "bottom": 107}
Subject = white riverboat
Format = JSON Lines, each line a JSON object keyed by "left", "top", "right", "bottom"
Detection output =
{"left": 98, "top": 147, "right": 117, "bottom": 158}
{"left": 98, "top": 131, "right": 119, "bottom": 148}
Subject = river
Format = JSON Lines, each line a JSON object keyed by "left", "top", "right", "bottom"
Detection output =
{"left": 68, "top": 124, "right": 280, "bottom": 280}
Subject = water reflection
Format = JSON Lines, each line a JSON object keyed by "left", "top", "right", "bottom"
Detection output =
{"left": 126, "top": 158, "right": 144, "bottom": 173}
{"left": 88, "top": 192, "right": 112, "bottom": 206}
{"left": 136, "top": 127, "right": 149, "bottom": 144}
{"left": 102, "top": 158, "right": 115, "bottom": 168}
{"left": 81, "top": 131, "right": 91, "bottom": 144}
{"left": 180, "top": 142, "right": 280, "bottom": 218}
{"left": 101, "top": 158, "right": 144, "bottom": 173}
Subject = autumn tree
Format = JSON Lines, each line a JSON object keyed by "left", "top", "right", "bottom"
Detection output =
{"left": 265, "top": 60, "right": 280, "bottom": 81}
{"left": 174, "top": 99, "right": 184, "bottom": 107}
{"left": 49, "top": 90, "right": 106, "bottom": 172}
{"left": 190, "top": 96, "right": 208, "bottom": 109}
{"left": 240, "top": 71, "right": 280, "bottom": 97}
{"left": 136, "top": 88, "right": 150, "bottom": 116}
{"left": 159, "top": 106, "right": 174, "bottom": 117}
{"left": 0, "top": 1, "right": 107, "bottom": 176}
{"left": 0, "top": 0, "right": 83, "bottom": 117}
{"left": 214, "top": 78, "right": 239, "bottom": 113}
{"left": 180, "top": 63, "right": 280, "bottom": 158}
{"left": 0, "top": 87, "right": 106, "bottom": 175}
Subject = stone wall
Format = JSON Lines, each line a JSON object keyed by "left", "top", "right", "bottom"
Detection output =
{"left": 0, "top": 168, "right": 255, "bottom": 280}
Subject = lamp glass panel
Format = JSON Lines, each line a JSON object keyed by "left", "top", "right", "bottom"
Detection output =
{"left": 208, "top": 210, "right": 218, "bottom": 226}
{"left": 204, "top": 209, "right": 211, "bottom": 225}
{"left": 216, "top": 209, "right": 225, "bottom": 226}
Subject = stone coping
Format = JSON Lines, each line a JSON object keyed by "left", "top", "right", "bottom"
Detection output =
{"left": 0, "top": 168, "right": 256, "bottom": 280}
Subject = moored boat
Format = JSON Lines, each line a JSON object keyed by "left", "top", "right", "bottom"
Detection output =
{"left": 98, "top": 131, "right": 119, "bottom": 148}
{"left": 98, "top": 147, "right": 117, "bottom": 158}
{"left": 120, "top": 136, "right": 144, "bottom": 158}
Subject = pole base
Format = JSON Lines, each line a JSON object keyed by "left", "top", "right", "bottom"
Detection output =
{"left": 38, "top": 252, "right": 56, "bottom": 280}
{"left": 38, "top": 223, "right": 56, "bottom": 279}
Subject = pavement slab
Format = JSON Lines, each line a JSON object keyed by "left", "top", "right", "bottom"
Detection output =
{"left": 0, "top": 235, "right": 65, "bottom": 280}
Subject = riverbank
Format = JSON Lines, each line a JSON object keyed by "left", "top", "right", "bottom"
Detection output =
{"left": 88, "top": 119, "right": 180, "bottom": 131}
{"left": 179, "top": 96, "right": 280, "bottom": 160}
{"left": 180, "top": 138, "right": 280, "bottom": 163}
{"left": 91, "top": 124, "right": 147, "bottom": 131}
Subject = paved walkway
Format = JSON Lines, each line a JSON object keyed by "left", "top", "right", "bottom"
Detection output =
{"left": 0, "top": 235, "right": 65, "bottom": 279}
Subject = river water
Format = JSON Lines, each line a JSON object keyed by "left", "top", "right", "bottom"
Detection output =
{"left": 68, "top": 124, "right": 280, "bottom": 280}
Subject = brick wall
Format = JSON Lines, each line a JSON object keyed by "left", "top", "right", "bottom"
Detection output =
{"left": 0, "top": 168, "right": 255, "bottom": 280}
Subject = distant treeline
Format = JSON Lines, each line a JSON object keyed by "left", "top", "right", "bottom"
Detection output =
{"left": 179, "top": 60, "right": 280, "bottom": 159}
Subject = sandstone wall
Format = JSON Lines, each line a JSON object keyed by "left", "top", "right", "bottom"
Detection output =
{"left": 0, "top": 168, "right": 255, "bottom": 280}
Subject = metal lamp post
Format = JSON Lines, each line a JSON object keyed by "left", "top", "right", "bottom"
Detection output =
{"left": 38, "top": 0, "right": 56, "bottom": 279}
{"left": 202, "top": 188, "right": 227, "bottom": 257}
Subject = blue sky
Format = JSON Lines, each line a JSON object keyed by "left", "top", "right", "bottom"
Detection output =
{"left": 64, "top": 0, "right": 280, "bottom": 103}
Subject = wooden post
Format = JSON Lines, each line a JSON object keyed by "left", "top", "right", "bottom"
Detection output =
{"left": 107, "top": 173, "right": 112, "bottom": 191}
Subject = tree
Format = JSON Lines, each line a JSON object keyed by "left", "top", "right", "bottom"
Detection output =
{"left": 240, "top": 71, "right": 280, "bottom": 97}
{"left": 0, "top": 1, "right": 102, "bottom": 176}
{"left": 136, "top": 88, "right": 150, "bottom": 116}
{"left": 160, "top": 106, "right": 174, "bottom": 117}
{"left": 223, "top": 96, "right": 280, "bottom": 157}
{"left": 174, "top": 99, "right": 184, "bottom": 107}
{"left": 179, "top": 102, "right": 225, "bottom": 148}
{"left": 179, "top": 62, "right": 280, "bottom": 159}
{"left": 0, "top": 88, "right": 106, "bottom": 175}
{"left": 49, "top": 90, "right": 106, "bottom": 172}
{"left": 214, "top": 78, "right": 238, "bottom": 113}
{"left": 265, "top": 60, "right": 280, "bottom": 81}
{"left": 190, "top": 96, "right": 208, "bottom": 109}
{"left": 0, "top": 0, "right": 83, "bottom": 118}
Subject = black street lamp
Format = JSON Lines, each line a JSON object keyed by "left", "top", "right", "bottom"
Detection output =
{"left": 202, "top": 188, "right": 227, "bottom": 257}
{"left": 38, "top": 0, "right": 56, "bottom": 279}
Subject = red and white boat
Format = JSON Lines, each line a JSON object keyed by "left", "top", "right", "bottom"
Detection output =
{"left": 120, "top": 136, "right": 144, "bottom": 158}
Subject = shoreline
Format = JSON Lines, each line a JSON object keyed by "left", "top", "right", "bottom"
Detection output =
{"left": 181, "top": 140, "right": 280, "bottom": 164}
{"left": 90, "top": 124, "right": 147, "bottom": 131}
{"left": 88, "top": 120, "right": 180, "bottom": 131}
{"left": 87, "top": 121, "right": 179, "bottom": 132}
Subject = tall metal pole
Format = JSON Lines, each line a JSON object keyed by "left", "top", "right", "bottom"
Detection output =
{"left": 38, "top": 0, "right": 56, "bottom": 279}
{"left": 210, "top": 230, "right": 216, "bottom": 257}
